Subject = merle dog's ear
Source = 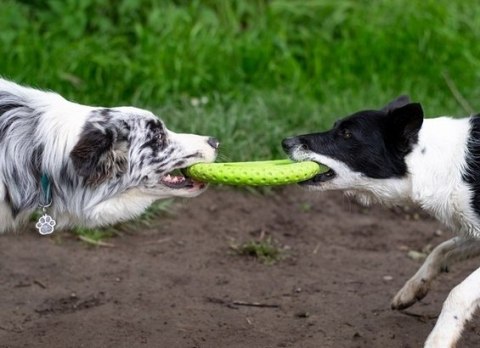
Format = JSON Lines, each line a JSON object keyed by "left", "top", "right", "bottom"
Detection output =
{"left": 386, "top": 103, "right": 424, "bottom": 153}
{"left": 381, "top": 95, "right": 411, "bottom": 113}
{"left": 70, "top": 123, "right": 129, "bottom": 185}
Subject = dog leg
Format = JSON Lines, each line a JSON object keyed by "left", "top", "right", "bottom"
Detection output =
{"left": 85, "top": 188, "right": 158, "bottom": 227}
{"left": 424, "top": 266, "right": 480, "bottom": 348}
{"left": 392, "top": 237, "right": 480, "bottom": 310}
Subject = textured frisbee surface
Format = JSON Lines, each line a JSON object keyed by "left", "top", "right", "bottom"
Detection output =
{"left": 186, "top": 159, "right": 329, "bottom": 186}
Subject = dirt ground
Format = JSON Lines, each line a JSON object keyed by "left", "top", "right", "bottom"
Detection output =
{"left": 1, "top": 187, "right": 479, "bottom": 348}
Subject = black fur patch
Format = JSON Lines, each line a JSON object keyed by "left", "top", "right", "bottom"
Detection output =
{"left": 463, "top": 116, "right": 480, "bottom": 216}
{"left": 381, "top": 95, "right": 411, "bottom": 113}
{"left": 71, "top": 123, "right": 114, "bottom": 176}
{"left": 30, "top": 144, "right": 44, "bottom": 186}
{"left": 3, "top": 185, "right": 19, "bottom": 217}
{"left": 0, "top": 103, "right": 22, "bottom": 117}
{"left": 0, "top": 93, "right": 24, "bottom": 142}
{"left": 141, "top": 119, "right": 167, "bottom": 156}
{"left": 70, "top": 119, "right": 130, "bottom": 186}
{"left": 0, "top": 92, "right": 22, "bottom": 117}
{"left": 58, "top": 160, "right": 76, "bottom": 192}
{"left": 100, "top": 108, "right": 113, "bottom": 118}
{"left": 0, "top": 114, "right": 20, "bottom": 141}
{"left": 283, "top": 101, "right": 423, "bottom": 179}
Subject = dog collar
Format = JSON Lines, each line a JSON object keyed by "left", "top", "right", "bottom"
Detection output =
{"left": 40, "top": 173, "right": 52, "bottom": 207}
{"left": 36, "top": 173, "right": 56, "bottom": 235}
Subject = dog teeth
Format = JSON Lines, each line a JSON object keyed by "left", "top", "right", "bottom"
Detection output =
{"left": 163, "top": 174, "right": 185, "bottom": 184}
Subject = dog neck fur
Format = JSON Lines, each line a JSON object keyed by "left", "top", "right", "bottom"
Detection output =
{"left": 406, "top": 117, "right": 479, "bottom": 236}
{"left": 0, "top": 80, "right": 89, "bottom": 230}
{"left": 349, "top": 116, "right": 479, "bottom": 236}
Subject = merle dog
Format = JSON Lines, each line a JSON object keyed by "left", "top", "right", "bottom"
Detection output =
{"left": 0, "top": 78, "right": 218, "bottom": 232}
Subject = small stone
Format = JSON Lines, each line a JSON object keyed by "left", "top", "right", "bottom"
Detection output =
{"left": 295, "top": 311, "right": 310, "bottom": 318}
{"left": 407, "top": 250, "right": 427, "bottom": 261}
{"left": 434, "top": 229, "right": 444, "bottom": 236}
{"left": 383, "top": 275, "right": 393, "bottom": 281}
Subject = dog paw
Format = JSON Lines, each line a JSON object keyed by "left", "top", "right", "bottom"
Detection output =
{"left": 391, "top": 277, "right": 430, "bottom": 310}
{"left": 36, "top": 215, "right": 56, "bottom": 235}
{"left": 425, "top": 331, "right": 458, "bottom": 348}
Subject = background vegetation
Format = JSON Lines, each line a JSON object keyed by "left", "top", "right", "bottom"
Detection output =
{"left": 2, "top": 0, "right": 480, "bottom": 162}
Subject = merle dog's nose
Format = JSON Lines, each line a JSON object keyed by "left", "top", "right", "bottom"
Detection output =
{"left": 282, "top": 137, "right": 300, "bottom": 152}
{"left": 207, "top": 137, "right": 220, "bottom": 149}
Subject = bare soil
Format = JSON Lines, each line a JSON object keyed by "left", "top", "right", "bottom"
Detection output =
{"left": 0, "top": 187, "right": 479, "bottom": 348}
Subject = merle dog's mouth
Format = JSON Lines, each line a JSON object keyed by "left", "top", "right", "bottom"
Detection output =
{"left": 160, "top": 168, "right": 206, "bottom": 190}
{"left": 300, "top": 168, "right": 336, "bottom": 185}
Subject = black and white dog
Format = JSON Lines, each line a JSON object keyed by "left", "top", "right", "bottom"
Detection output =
{"left": 282, "top": 96, "right": 480, "bottom": 347}
{"left": 0, "top": 78, "right": 218, "bottom": 233}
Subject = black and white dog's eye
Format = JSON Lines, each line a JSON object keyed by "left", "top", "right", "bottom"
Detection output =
{"left": 300, "top": 143, "right": 309, "bottom": 150}
{"left": 342, "top": 130, "right": 352, "bottom": 139}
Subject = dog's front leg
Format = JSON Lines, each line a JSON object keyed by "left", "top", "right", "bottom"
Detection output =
{"left": 392, "top": 237, "right": 480, "bottom": 310}
{"left": 85, "top": 188, "right": 158, "bottom": 227}
{"left": 424, "top": 265, "right": 480, "bottom": 348}
{"left": 392, "top": 237, "right": 470, "bottom": 309}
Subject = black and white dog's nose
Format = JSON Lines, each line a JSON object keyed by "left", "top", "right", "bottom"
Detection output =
{"left": 282, "top": 137, "right": 300, "bottom": 152}
{"left": 207, "top": 137, "right": 220, "bottom": 149}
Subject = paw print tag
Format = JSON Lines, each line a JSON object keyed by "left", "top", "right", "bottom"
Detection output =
{"left": 36, "top": 214, "right": 56, "bottom": 235}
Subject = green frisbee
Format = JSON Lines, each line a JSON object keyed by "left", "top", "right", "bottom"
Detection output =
{"left": 186, "top": 159, "right": 329, "bottom": 186}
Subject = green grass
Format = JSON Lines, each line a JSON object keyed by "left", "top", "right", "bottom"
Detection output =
{"left": 71, "top": 226, "right": 118, "bottom": 246}
{"left": 231, "top": 236, "right": 285, "bottom": 264}
{"left": 69, "top": 198, "right": 174, "bottom": 245}
{"left": 2, "top": 0, "right": 480, "bottom": 161}
{"left": 136, "top": 198, "right": 175, "bottom": 225}
{"left": 5, "top": 0, "right": 480, "bottom": 239}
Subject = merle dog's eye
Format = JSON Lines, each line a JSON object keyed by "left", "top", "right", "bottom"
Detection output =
{"left": 152, "top": 127, "right": 163, "bottom": 140}
{"left": 146, "top": 120, "right": 164, "bottom": 141}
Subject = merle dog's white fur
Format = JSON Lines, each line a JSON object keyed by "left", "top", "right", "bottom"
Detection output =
{"left": 283, "top": 97, "right": 480, "bottom": 347}
{"left": 0, "top": 78, "right": 217, "bottom": 231}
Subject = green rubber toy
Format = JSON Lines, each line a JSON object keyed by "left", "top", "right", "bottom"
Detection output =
{"left": 186, "top": 159, "right": 329, "bottom": 186}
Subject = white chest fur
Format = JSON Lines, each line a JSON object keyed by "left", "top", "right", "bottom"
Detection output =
{"left": 406, "top": 117, "right": 480, "bottom": 236}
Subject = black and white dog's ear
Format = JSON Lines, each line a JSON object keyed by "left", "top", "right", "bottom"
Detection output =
{"left": 386, "top": 103, "right": 424, "bottom": 153}
{"left": 381, "top": 95, "right": 411, "bottom": 113}
{"left": 70, "top": 122, "right": 129, "bottom": 185}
